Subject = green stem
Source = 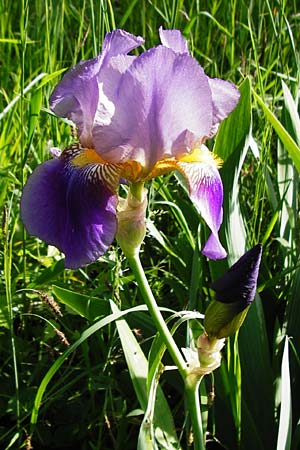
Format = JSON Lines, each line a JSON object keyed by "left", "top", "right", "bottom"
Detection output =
{"left": 126, "top": 253, "right": 187, "bottom": 378}
{"left": 185, "top": 375, "right": 205, "bottom": 450}
{"left": 4, "top": 204, "right": 20, "bottom": 430}
{"left": 126, "top": 253, "right": 206, "bottom": 449}
{"left": 130, "top": 181, "right": 145, "bottom": 202}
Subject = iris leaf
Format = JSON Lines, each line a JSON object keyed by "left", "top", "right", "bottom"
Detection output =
{"left": 110, "top": 301, "right": 181, "bottom": 450}
{"left": 214, "top": 77, "right": 251, "bottom": 163}
{"left": 252, "top": 89, "right": 300, "bottom": 172}
{"left": 52, "top": 284, "right": 110, "bottom": 321}
{"left": 30, "top": 304, "right": 152, "bottom": 430}
{"left": 276, "top": 337, "right": 292, "bottom": 450}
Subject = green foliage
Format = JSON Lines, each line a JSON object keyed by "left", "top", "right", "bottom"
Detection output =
{"left": 1, "top": 0, "right": 300, "bottom": 449}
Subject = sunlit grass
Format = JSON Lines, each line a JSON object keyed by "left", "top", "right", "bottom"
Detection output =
{"left": 0, "top": 1, "right": 299, "bottom": 449}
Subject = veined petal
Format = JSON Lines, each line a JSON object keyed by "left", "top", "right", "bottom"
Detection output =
{"left": 144, "top": 147, "right": 226, "bottom": 259}
{"left": 159, "top": 26, "right": 189, "bottom": 53}
{"left": 70, "top": 145, "right": 144, "bottom": 184}
{"left": 207, "top": 78, "right": 240, "bottom": 137}
{"left": 92, "top": 45, "right": 213, "bottom": 172}
{"left": 50, "top": 30, "right": 144, "bottom": 148}
{"left": 176, "top": 148, "right": 226, "bottom": 259}
{"left": 21, "top": 144, "right": 119, "bottom": 268}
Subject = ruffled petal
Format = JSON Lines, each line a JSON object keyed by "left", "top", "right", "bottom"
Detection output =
{"left": 159, "top": 26, "right": 189, "bottom": 53}
{"left": 207, "top": 78, "right": 240, "bottom": 137}
{"left": 21, "top": 145, "right": 118, "bottom": 268}
{"left": 176, "top": 153, "right": 226, "bottom": 259}
{"left": 50, "top": 30, "right": 144, "bottom": 147}
{"left": 92, "top": 45, "right": 213, "bottom": 172}
{"left": 50, "top": 57, "right": 101, "bottom": 147}
{"left": 101, "top": 29, "right": 144, "bottom": 57}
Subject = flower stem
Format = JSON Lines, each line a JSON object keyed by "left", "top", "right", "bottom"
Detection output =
{"left": 185, "top": 375, "right": 205, "bottom": 450}
{"left": 130, "top": 181, "right": 145, "bottom": 202}
{"left": 126, "top": 253, "right": 187, "bottom": 378}
{"left": 126, "top": 253, "right": 206, "bottom": 449}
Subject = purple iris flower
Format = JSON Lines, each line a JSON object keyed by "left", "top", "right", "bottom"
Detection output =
{"left": 21, "top": 28, "right": 240, "bottom": 269}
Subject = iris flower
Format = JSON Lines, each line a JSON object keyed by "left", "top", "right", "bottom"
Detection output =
{"left": 21, "top": 28, "right": 240, "bottom": 268}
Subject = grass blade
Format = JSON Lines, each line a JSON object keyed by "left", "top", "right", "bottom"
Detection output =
{"left": 252, "top": 89, "right": 300, "bottom": 172}
{"left": 212, "top": 77, "right": 251, "bottom": 276}
{"left": 110, "top": 301, "right": 181, "bottom": 450}
{"left": 0, "top": 73, "right": 46, "bottom": 121}
{"left": 30, "top": 304, "right": 152, "bottom": 431}
{"left": 53, "top": 284, "right": 110, "bottom": 321}
{"left": 276, "top": 337, "right": 292, "bottom": 450}
{"left": 281, "top": 81, "right": 300, "bottom": 145}
{"left": 239, "top": 294, "right": 276, "bottom": 449}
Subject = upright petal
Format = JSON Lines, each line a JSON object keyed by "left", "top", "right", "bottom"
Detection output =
{"left": 207, "top": 78, "right": 240, "bottom": 137}
{"left": 50, "top": 30, "right": 144, "bottom": 147}
{"left": 159, "top": 27, "right": 189, "bottom": 53}
{"left": 176, "top": 149, "right": 226, "bottom": 259}
{"left": 101, "top": 29, "right": 144, "bottom": 57}
{"left": 21, "top": 145, "right": 119, "bottom": 268}
{"left": 50, "top": 57, "right": 101, "bottom": 147}
{"left": 92, "top": 45, "right": 213, "bottom": 172}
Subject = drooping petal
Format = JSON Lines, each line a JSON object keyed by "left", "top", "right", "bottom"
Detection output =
{"left": 92, "top": 45, "right": 213, "bottom": 172}
{"left": 21, "top": 145, "right": 119, "bottom": 268}
{"left": 207, "top": 78, "right": 240, "bottom": 137}
{"left": 50, "top": 30, "right": 144, "bottom": 147}
{"left": 176, "top": 149, "right": 226, "bottom": 259}
{"left": 144, "top": 147, "right": 226, "bottom": 259}
{"left": 159, "top": 26, "right": 189, "bottom": 53}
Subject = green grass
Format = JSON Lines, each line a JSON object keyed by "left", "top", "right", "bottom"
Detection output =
{"left": 0, "top": 1, "right": 300, "bottom": 449}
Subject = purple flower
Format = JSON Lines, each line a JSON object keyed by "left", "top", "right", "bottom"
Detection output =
{"left": 21, "top": 28, "right": 240, "bottom": 268}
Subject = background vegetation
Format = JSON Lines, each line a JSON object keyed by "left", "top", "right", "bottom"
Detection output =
{"left": 0, "top": 0, "right": 299, "bottom": 449}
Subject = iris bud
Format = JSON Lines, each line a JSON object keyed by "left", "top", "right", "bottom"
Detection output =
{"left": 204, "top": 244, "right": 262, "bottom": 339}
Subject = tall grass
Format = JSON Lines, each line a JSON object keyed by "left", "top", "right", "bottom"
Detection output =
{"left": 0, "top": 1, "right": 299, "bottom": 449}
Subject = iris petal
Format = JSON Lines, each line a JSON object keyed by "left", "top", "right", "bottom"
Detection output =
{"left": 176, "top": 157, "right": 226, "bottom": 259}
{"left": 208, "top": 78, "right": 240, "bottom": 137}
{"left": 50, "top": 57, "right": 101, "bottom": 147}
{"left": 144, "top": 148, "right": 226, "bottom": 259}
{"left": 21, "top": 145, "right": 118, "bottom": 268}
{"left": 50, "top": 30, "right": 144, "bottom": 148}
{"left": 159, "top": 26, "right": 189, "bottom": 53}
{"left": 101, "top": 29, "right": 144, "bottom": 57}
{"left": 92, "top": 45, "right": 213, "bottom": 172}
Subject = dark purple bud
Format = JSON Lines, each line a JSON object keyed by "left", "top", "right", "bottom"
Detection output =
{"left": 211, "top": 244, "right": 262, "bottom": 307}
{"left": 204, "top": 245, "right": 262, "bottom": 339}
